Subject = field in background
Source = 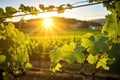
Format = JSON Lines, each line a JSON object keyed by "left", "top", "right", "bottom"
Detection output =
{"left": 30, "top": 28, "right": 101, "bottom": 53}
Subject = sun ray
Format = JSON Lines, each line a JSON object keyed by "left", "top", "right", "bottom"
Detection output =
{"left": 43, "top": 18, "right": 52, "bottom": 29}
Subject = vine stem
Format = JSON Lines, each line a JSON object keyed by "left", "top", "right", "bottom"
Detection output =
{"left": 92, "top": 64, "right": 97, "bottom": 80}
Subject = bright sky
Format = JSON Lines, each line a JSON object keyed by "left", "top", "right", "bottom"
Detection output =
{"left": 0, "top": 0, "right": 109, "bottom": 21}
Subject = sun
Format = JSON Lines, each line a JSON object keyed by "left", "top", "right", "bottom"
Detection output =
{"left": 43, "top": 18, "right": 52, "bottom": 29}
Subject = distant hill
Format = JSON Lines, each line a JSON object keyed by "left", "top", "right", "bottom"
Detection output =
{"left": 14, "top": 17, "right": 102, "bottom": 34}
{"left": 89, "top": 18, "right": 105, "bottom": 25}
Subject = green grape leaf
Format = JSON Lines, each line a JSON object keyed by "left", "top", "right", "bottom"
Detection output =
{"left": 96, "top": 54, "right": 109, "bottom": 70}
{"left": 6, "top": 22, "right": 16, "bottom": 37}
{"left": 24, "top": 6, "right": 30, "bottom": 13}
{"left": 29, "top": 6, "right": 39, "bottom": 15}
{"left": 5, "top": 6, "right": 17, "bottom": 16}
{"left": 13, "top": 52, "right": 29, "bottom": 65}
{"left": 115, "top": 1, "right": 120, "bottom": 18}
{"left": 39, "top": 4, "right": 44, "bottom": 10}
{"left": 67, "top": 4, "right": 72, "bottom": 9}
{"left": 118, "top": 21, "right": 120, "bottom": 36}
{"left": 87, "top": 36, "right": 108, "bottom": 55}
{"left": 47, "top": 5, "right": 55, "bottom": 11}
{"left": 57, "top": 5, "right": 65, "bottom": 13}
{"left": 81, "top": 33, "right": 95, "bottom": 48}
{"left": 25, "top": 62, "right": 32, "bottom": 69}
{"left": 95, "top": 37, "right": 108, "bottom": 51}
{"left": 0, "top": 55, "right": 6, "bottom": 64}
{"left": 19, "top": 4, "right": 25, "bottom": 12}
{"left": 87, "top": 54, "right": 98, "bottom": 64}
{"left": 60, "top": 42, "right": 76, "bottom": 63}
{"left": 81, "top": 38, "right": 93, "bottom": 48}
{"left": 49, "top": 47, "right": 62, "bottom": 62}
{"left": 0, "top": 8, "right": 4, "bottom": 17}
{"left": 50, "top": 62, "right": 62, "bottom": 73}
{"left": 74, "top": 46, "right": 85, "bottom": 63}
{"left": 108, "top": 43, "right": 120, "bottom": 60}
{"left": 0, "top": 22, "right": 31, "bottom": 72}
{"left": 50, "top": 42, "right": 76, "bottom": 67}
{"left": 102, "top": 13, "right": 117, "bottom": 37}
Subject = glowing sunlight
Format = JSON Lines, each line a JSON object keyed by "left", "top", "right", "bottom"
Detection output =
{"left": 43, "top": 18, "right": 52, "bottom": 29}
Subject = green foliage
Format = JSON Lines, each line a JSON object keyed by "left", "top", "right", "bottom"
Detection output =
{"left": 87, "top": 54, "right": 98, "bottom": 64}
{"left": 19, "top": 4, "right": 39, "bottom": 15}
{"left": 118, "top": 21, "right": 120, "bottom": 36}
{"left": 39, "top": 4, "right": 45, "bottom": 10}
{"left": 57, "top": 5, "right": 65, "bottom": 13}
{"left": 50, "top": 42, "right": 86, "bottom": 72}
{"left": 5, "top": 6, "right": 17, "bottom": 15}
{"left": 0, "top": 55, "right": 6, "bottom": 64}
{"left": 96, "top": 54, "right": 109, "bottom": 70}
{"left": 50, "top": 62, "right": 62, "bottom": 73}
{"left": 74, "top": 46, "right": 86, "bottom": 63}
{"left": 102, "top": 13, "right": 118, "bottom": 37}
{"left": 87, "top": 53, "right": 109, "bottom": 70}
{"left": 0, "top": 8, "right": 4, "bottom": 17}
{"left": 0, "top": 6, "right": 17, "bottom": 21}
{"left": 67, "top": 4, "right": 72, "bottom": 9}
{"left": 0, "top": 0, "right": 120, "bottom": 78}
{"left": 49, "top": 0, "right": 120, "bottom": 73}
{"left": 50, "top": 42, "right": 76, "bottom": 64}
{"left": 19, "top": 3, "right": 72, "bottom": 14}
{"left": 81, "top": 33, "right": 95, "bottom": 48}
{"left": 87, "top": 36, "right": 108, "bottom": 55}
{"left": 0, "top": 22, "right": 33, "bottom": 77}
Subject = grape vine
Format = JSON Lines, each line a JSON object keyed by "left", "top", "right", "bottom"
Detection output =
{"left": 0, "top": 7, "right": 33, "bottom": 79}
{"left": 49, "top": 0, "right": 120, "bottom": 80}
{"left": 0, "top": 0, "right": 120, "bottom": 80}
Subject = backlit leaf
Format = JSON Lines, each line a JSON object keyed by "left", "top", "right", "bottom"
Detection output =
{"left": 74, "top": 46, "right": 85, "bottom": 63}
{"left": 81, "top": 33, "right": 95, "bottom": 48}
{"left": 57, "top": 5, "right": 65, "bottom": 13}
{"left": 87, "top": 36, "right": 108, "bottom": 55}
{"left": 5, "top": 6, "right": 17, "bottom": 16}
{"left": 50, "top": 62, "right": 62, "bottom": 73}
{"left": 118, "top": 21, "right": 120, "bottom": 36}
{"left": 87, "top": 54, "right": 98, "bottom": 64}
{"left": 25, "top": 62, "right": 32, "bottom": 69}
{"left": 0, "top": 55, "right": 6, "bottom": 64}
{"left": 96, "top": 54, "right": 109, "bottom": 70}
{"left": 0, "top": 8, "right": 4, "bottom": 17}
{"left": 67, "top": 4, "right": 72, "bottom": 9}
{"left": 102, "top": 12, "right": 117, "bottom": 37}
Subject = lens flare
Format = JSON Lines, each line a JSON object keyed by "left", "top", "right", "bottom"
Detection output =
{"left": 43, "top": 18, "right": 52, "bottom": 28}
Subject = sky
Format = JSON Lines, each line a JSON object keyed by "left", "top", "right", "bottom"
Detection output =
{"left": 0, "top": 0, "right": 109, "bottom": 21}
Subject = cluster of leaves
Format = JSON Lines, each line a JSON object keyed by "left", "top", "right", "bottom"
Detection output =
{"left": 39, "top": 3, "right": 72, "bottom": 13}
{"left": 49, "top": 0, "right": 120, "bottom": 74}
{"left": 0, "top": 0, "right": 120, "bottom": 79}
{"left": 49, "top": 33, "right": 110, "bottom": 72}
{"left": 30, "top": 36, "right": 81, "bottom": 54}
{"left": 19, "top": 4, "right": 39, "bottom": 15}
{"left": 0, "top": 22, "right": 33, "bottom": 77}
{"left": 0, "top": 3, "right": 72, "bottom": 79}
{"left": 0, "top": 6, "right": 17, "bottom": 22}
{"left": 19, "top": 3, "right": 72, "bottom": 14}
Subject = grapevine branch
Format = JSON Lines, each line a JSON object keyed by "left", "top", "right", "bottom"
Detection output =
{"left": 72, "top": 1, "right": 88, "bottom": 5}
{"left": 30, "top": 67, "right": 120, "bottom": 80}
{"left": 0, "top": 0, "right": 112, "bottom": 19}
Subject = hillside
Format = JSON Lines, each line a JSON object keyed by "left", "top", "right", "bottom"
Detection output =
{"left": 89, "top": 18, "right": 105, "bottom": 25}
{"left": 14, "top": 17, "right": 101, "bottom": 34}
